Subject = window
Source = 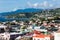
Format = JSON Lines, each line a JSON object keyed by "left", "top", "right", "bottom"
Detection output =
{"left": 34, "top": 38, "right": 36, "bottom": 40}
{"left": 38, "top": 39, "right": 40, "bottom": 40}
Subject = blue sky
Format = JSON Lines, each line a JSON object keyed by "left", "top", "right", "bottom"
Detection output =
{"left": 0, "top": 0, "right": 60, "bottom": 12}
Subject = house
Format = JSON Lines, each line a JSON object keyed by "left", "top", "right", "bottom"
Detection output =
{"left": 33, "top": 30, "right": 50, "bottom": 40}
{"left": 54, "top": 32, "right": 60, "bottom": 40}
{"left": 33, "top": 33, "right": 50, "bottom": 40}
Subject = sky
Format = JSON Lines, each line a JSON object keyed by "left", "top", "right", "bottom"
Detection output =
{"left": 0, "top": 0, "right": 60, "bottom": 12}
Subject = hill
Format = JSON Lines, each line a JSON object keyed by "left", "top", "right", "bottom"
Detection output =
{"left": 0, "top": 8, "right": 60, "bottom": 22}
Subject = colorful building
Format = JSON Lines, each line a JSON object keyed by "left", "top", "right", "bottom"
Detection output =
{"left": 33, "top": 30, "right": 50, "bottom": 40}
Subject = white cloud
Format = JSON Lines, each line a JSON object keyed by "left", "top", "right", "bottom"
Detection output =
{"left": 13, "top": 8, "right": 18, "bottom": 11}
{"left": 12, "top": 8, "right": 21, "bottom": 11}
{"left": 12, "top": 7, "right": 25, "bottom": 11}
{"left": 27, "top": 2, "right": 32, "bottom": 7}
{"left": 27, "top": 1, "right": 54, "bottom": 9}
{"left": 38, "top": 1, "right": 49, "bottom": 8}
{"left": 49, "top": 4, "right": 53, "bottom": 7}
{"left": 41, "top": 1, "right": 54, "bottom": 8}
{"left": 27, "top": 2, "right": 39, "bottom": 8}
{"left": 33, "top": 3, "right": 38, "bottom": 7}
{"left": 43, "top": 1, "right": 48, "bottom": 7}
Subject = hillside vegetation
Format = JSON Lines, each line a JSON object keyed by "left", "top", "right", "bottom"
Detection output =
{"left": 4, "top": 8, "right": 60, "bottom": 21}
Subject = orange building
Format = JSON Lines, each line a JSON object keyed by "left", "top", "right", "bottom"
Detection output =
{"left": 33, "top": 31, "right": 50, "bottom": 40}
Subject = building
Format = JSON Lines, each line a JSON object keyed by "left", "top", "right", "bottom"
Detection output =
{"left": 33, "top": 31, "right": 50, "bottom": 40}
{"left": 33, "top": 33, "right": 50, "bottom": 40}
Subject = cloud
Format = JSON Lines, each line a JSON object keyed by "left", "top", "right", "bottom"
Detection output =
{"left": 13, "top": 8, "right": 17, "bottom": 11}
{"left": 27, "top": 2, "right": 39, "bottom": 8}
{"left": 38, "top": 1, "right": 49, "bottom": 9}
{"left": 33, "top": 3, "right": 38, "bottom": 7}
{"left": 49, "top": 4, "right": 53, "bottom": 7}
{"left": 27, "top": 2, "right": 32, "bottom": 7}
{"left": 43, "top": 1, "right": 48, "bottom": 7}
{"left": 41, "top": 1, "right": 54, "bottom": 8}
{"left": 27, "top": 1, "right": 54, "bottom": 9}
{"left": 12, "top": 8, "right": 20, "bottom": 11}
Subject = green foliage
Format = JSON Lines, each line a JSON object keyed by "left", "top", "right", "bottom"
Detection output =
{"left": 5, "top": 8, "right": 60, "bottom": 21}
